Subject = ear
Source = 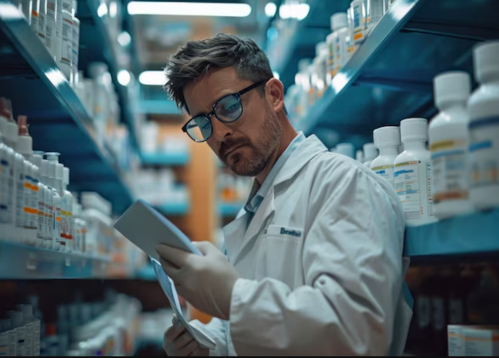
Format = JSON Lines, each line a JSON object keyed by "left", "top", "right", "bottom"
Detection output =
{"left": 265, "top": 78, "right": 285, "bottom": 113}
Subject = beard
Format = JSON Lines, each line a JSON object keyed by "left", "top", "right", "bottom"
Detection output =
{"left": 220, "top": 107, "right": 282, "bottom": 177}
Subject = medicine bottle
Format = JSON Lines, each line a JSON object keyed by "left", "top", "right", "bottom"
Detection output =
{"left": 363, "top": 142, "right": 378, "bottom": 167}
{"left": 429, "top": 71, "right": 474, "bottom": 218}
{"left": 371, "top": 126, "right": 400, "bottom": 188}
{"left": 394, "top": 118, "right": 437, "bottom": 226}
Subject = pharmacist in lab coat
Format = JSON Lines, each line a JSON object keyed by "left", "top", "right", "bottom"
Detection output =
{"left": 156, "top": 33, "right": 412, "bottom": 356}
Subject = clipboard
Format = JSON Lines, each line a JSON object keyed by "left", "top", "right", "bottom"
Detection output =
{"left": 114, "top": 199, "right": 216, "bottom": 350}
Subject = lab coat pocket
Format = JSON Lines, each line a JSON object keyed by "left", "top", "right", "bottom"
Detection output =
{"left": 263, "top": 225, "right": 304, "bottom": 288}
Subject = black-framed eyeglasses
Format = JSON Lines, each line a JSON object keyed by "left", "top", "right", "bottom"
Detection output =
{"left": 181, "top": 80, "right": 268, "bottom": 143}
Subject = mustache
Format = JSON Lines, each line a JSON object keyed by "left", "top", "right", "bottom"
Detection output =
{"left": 219, "top": 137, "right": 250, "bottom": 160}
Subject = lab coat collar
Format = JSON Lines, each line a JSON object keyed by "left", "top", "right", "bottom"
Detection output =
{"left": 272, "top": 135, "right": 328, "bottom": 188}
{"left": 222, "top": 135, "right": 327, "bottom": 266}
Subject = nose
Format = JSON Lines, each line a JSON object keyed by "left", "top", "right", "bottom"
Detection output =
{"left": 210, "top": 115, "right": 233, "bottom": 142}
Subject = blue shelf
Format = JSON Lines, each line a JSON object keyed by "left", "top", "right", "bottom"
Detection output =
{"left": 137, "top": 100, "right": 183, "bottom": 115}
{"left": 285, "top": 0, "right": 499, "bottom": 140}
{"left": 156, "top": 202, "right": 190, "bottom": 216}
{"left": 404, "top": 210, "right": 499, "bottom": 258}
{"left": 141, "top": 152, "right": 190, "bottom": 166}
{"left": 0, "top": 241, "right": 136, "bottom": 279}
{"left": 0, "top": 1, "right": 134, "bottom": 215}
{"left": 218, "top": 202, "right": 244, "bottom": 217}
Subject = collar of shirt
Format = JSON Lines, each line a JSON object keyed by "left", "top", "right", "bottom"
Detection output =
{"left": 244, "top": 132, "right": 306, "bottom": 214}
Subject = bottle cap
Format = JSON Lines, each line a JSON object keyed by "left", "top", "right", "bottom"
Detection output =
{"left": 434, "top": 71, "right": 471, "bottom": 109}
{"left": 56, "top": 163, "right": 64, "bottom": 180}
{"left": 315, "top": 42, "right": 327, "bottom": 57}
{"left": 373, "top": 126, "right": 401, "bottom": 149}
{"left": 473, "top": 40, "right": 499, "bottom": 83}
{"left": 45, "top": 152, "right": 60, "bottom": 162}
{"left": 355, "top": 150, "right": 364, "bottom": 162}
{"left": 332, "top": 12, "right": 347, "bottom": 31}
{"left": 335, "top": 143, "right": 354, "bottom": 158}
{"left": 363, "top": 143, "right": 378, "bottom": 161}
{"left": 16, "top": 115, "right": 33, "bottom": 155}
{"left": 33, "top": 153, "right": 43, "bottom": 169}
{"left": 400, "top": 118, "right": 428, "bottom": 143}
{"left": 0, "top": 319, "right": 10, "bottom": 330}
{"left": 298, "top": 59, "right": 311, "bottom": 72}
{"left": 6, "top": 311, "right": 22, "bottom": 327}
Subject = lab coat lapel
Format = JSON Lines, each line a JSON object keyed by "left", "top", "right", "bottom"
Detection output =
{"left": 223, "top": 187, "right": 275, "bottom": 266}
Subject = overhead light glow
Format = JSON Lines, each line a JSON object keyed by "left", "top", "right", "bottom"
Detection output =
{"left": 273, "top": 71, "right": 280, "bottom": 80}
{"left": 139, "top": 71, "right": 168, "bottom": 86}
{"left": 128, "top": 1, "right": 251, "bottom": 17}
{"left": 265, "top": 2, "right": 277, "bottom": 17}
{"left": 97, "top": 3, "right": 108, "bottom": 17}
{"left": 279, "top": 3, "right": 309, "bottom": 20}
{"left": 109, "top": 1, "right": 117, "bottom": 18}
{"left": 117, "top": 31, "right": 131, "bottom": 46}
{"left": 118, "top": 70, "right": 131, "bottom": 86}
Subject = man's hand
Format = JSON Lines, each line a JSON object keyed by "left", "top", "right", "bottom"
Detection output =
{"left": 163, "top": 315, "right": 209, "bottom": 356}
{"left": 156, "top": 241, "right": 239, "bottom": 320}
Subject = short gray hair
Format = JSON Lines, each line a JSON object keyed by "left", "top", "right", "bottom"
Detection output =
{"left": 163, "top": 33, "right": 273, "bottom": 113}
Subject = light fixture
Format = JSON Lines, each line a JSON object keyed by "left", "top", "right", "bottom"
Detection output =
{"left": 97, "top": 3, "right": 108, "bottom": 17}
{"left": 109, "top": 1, "right": 117, "bottom": 18}
{"left": 127, "top": 1, "right": 252, "bottom": 17}
{"left": 273, "top": 71, "right": 280, "bottom": 80}
{"left": 279, "top": 2, "right": 309, "bottom": 21}
{"left": 118, "top": 70, "right": 131, "bottom": 86}
{"left": 265, "top": 2, "right": 277, "bottom": 17}
{"left": 139, "top": 71, "right": 168, "bottom": 86}
{"left": 117, "top": 31, "right": 131, "bottom": 47}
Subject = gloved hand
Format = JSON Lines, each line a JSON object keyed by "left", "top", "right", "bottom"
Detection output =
{"left": 163, "top": 314, "right": 209, "bottom": 356}
{"left": 156, "top": 241, "right": 239, "bottom": 320}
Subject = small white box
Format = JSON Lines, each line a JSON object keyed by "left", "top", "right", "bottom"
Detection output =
{"left": 448, "top": 325, "right": 464, "bottom": 356}
{"left": 463, "top": 326, "right": 499, "bottom": 356}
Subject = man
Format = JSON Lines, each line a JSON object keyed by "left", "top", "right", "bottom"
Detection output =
{"left": 156, "top": 33, "right": 412, "bottom": 356}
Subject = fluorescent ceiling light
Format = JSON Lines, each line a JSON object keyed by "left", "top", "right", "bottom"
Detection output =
{"left": 117, "top": 31, "right": 131, "bottom": 46}
{"left": 128, "top": 1, "right": 251, "bottom": 17}
{"left": 139, "top": 71, "right": 168, "bottom": 86}
{"left": 97, "top": 3, "right": 108, "bottom": 17}
{"left": 279, "top": 3, "right": 309, "bottom": 20}
{"left": 109, "top": 1, "right": 117, "bottom": 18}
{"left": 118, "top": 70, "right": 131, "bottom": 86}
{"left": 265, "top": 2, "right": 277, "bottom": 17}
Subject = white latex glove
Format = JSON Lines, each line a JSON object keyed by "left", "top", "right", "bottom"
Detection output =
{"left": 163, "top": 314, "right": 209, "bottom": 356}
{"left": 156, "top": 241, "right": 239, "bottom": 320}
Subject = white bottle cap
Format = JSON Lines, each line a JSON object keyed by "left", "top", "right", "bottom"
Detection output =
{"left": 315, "top": 42, "right": 327, "bottom": 57}
{"left": 434, "top": 71, "right": 471, "bottom": 109}
{"left": 335, "top": 143, "right": 354, "bottom": 158}
{"left": 7, "top": 121, "right": 18, "bottom": 144}
{"left": 88, "top": 62, "right": 109, "bottom": 79}
{"left": 16, "top": 304, "right": 33, "bottom": 321}
{"left": 298, "top": 59, "right": 311, "bottom": 72}
{"left": 355, "top": 150, "right": 364, "bottom": 162}
{"left": 332, "top": 12, "right": 348, "bottom": 31}
{"left": 473, "top": 40, "right": 499, "bottom": 83}
{"left": 363, "top": 143, "right": 378, "bottom": 161}
{"left": 400, "top": 118, "right": 428, "bottom": 143}
{"left": 6, "top": 311, "right": 22, "bottom": 327}
{"left": 63, "top": 167, "right": 70, "bottom": 185}
{"left": 56, "top": 163, "right": 64, "bottom": 180}
{"left": 373, "top": 126, "right": 401, "bottom": 148}
{"left": 41, "top": 159, "right": 49, "bottom": 177}
{"left": 45, "top": 152, "right": 60, "bottom": 162}
{"left": 0, "top": 319, "right": 10, "bottom": 330}
{"left": 48, "top": 161, "right": 57, "bottom": 179}
{"left": 17, "top": 135, "right": 33, "bottom": 155}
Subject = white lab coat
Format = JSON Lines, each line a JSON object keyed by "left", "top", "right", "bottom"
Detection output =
{"left": 197, "top": 135, "right": 412, "bottom": 356}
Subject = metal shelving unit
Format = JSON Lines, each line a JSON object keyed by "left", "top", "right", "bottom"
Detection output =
{"left": 0, "top": 0, "right": 134, "bottom": 215}
{"left": 276, "top": 0, "right": 499, "bottom": 140}
{"left": 0, "top": 242, "right": 139, "bottom": 279}
{"left": 141, "top": 151, "right": 190, "bottom": 166}
{"left": 404, "top": 210, "right": 499, "bottom": 258}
